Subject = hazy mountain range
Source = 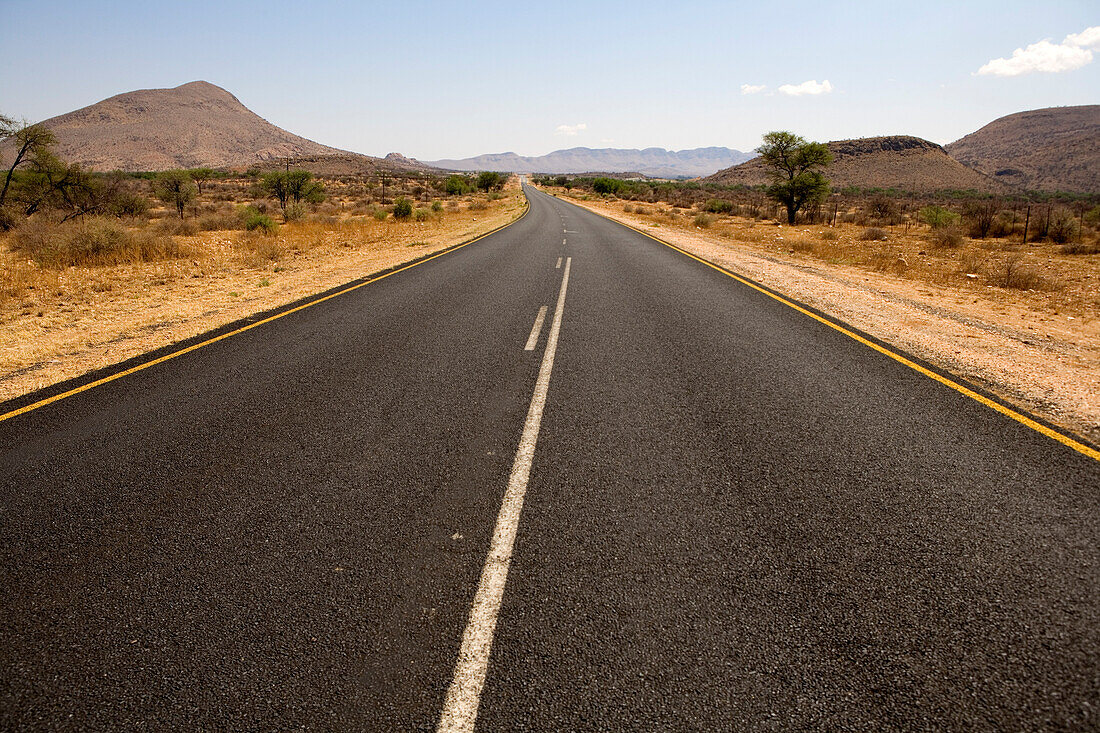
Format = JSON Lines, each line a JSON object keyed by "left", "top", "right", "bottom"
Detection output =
{"left": 427, "top": 147, "right": 754, "bottom": 178}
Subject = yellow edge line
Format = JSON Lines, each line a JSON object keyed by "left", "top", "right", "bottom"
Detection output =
{"left": 0, "top": 200, "right": 530, "bottom": 425}
{"left": 558, "top": 192, "right": 1100, "bottom": 463}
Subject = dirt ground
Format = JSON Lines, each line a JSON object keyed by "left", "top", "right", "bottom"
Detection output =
{"left": 0, "top": 190, "right": 525, "bottom": 403}
{"left": 553, "top": 191, "right": 1100, "bottom": 445}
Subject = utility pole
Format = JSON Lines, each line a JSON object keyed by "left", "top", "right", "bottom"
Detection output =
{"left": 1023, "top": 205, "right": 1030, "bottom": 245}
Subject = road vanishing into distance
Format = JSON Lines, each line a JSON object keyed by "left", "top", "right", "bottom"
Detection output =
{"left": 2, "top": 183, "right": 1098, "bottom": 731}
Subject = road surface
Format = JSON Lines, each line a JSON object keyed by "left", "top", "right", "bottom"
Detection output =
{"left": 2, "top": 184, "right": 1097, "bottom": 730}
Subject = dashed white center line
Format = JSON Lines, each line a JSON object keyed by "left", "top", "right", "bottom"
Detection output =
{"left": 555, "top": 256, "right": 562, "bottom": 268}
{"left": 438, "top": 257, "right": 573, "bottom": 733}
{"left": 523, "top": 306, "right": 548, "bottom": 351}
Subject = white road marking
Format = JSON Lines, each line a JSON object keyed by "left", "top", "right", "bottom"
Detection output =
{"left": 523, "top": 306, "right": 548, "bottom": 351}
{"left": 438, "top": 258, "right": 572, "bottom": 733}
{"left": 564, "top": 230, "right": 578, "bottom": 233}
{"left": 555, "top": 256, "right": 562, "bottom": 268}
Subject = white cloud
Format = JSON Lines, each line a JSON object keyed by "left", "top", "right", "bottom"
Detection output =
{"left": 1064, "top": 26, "right": 1100, "bottom": 49}
{"left": 740, "top": 83, "right": 766, "bottom": 95}
{"left": 778, "top": 79, "right": 833, "bottom": 96}
{"left": 977, "top": 26, "right": 1099, "bottom": 76}
{"left": 555, "top": 123, "right": 587, "bottom": 136}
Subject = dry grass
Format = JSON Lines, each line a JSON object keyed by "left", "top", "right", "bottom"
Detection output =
{"left": 13, "top": 217, "right": 191, "bottom": 268}
{"left": 0, "top": 181, "right": 526, "bottom": 402}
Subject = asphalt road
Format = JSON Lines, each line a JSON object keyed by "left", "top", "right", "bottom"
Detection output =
{"left": 2, "top": 184, "right": 1097, "bottom": 731}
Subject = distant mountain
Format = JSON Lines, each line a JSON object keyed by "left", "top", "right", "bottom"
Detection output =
{"left": 705, "top": 136, "right": 1010, "bottom": 193}
{"left": 1, "top": 81, "right": 431, "bottom": 173}
{"left": 945, "top": 106, "right": 1099, "bottom": 194}
{"left": 428, "top": 146, "right": 753, "bottom": 178}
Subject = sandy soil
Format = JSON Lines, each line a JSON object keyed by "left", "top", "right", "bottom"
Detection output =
{"left": 0, "top": 193, "right": 525, "bottom": 403}
{"left": 557, "top": 193, "right": 1100, "bottom": 444}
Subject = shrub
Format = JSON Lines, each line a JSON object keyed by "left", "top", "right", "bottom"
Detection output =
{"left": 866, "top": 195, "right": 896, "bottom": 222}
{"left": 241, "top": 206, "right": 278, "bottom": 234}
{"left": 860, "top": 227, "right": 888, "bottom": 241}
{"left": 283, "top": 202, "right": 306, "bottom": 222}
{"left": 592, "top": 177, "right": 623, "bottom": 195}
{"left": 392, "top": 197, "right": 413, "bottom": 219}
{"left": 992, "top": 255, "right": 1055, "bottom": 290}
{"left": 693, "top": 213, "right": 713, "bottom": 228}
{"left": 919, "top": 205, "right": 960, "bottom": 229}
{"left": 1047, "top": 210, "right": 1079, "bottom": 244}
{"left": 928, "top": 225, "right": 965, "bottom": 248}
{"left": 1060, "top": 241, "right": 1100, "bottom": 255}
{"left": 964, "top": 200, "right": 999, "bottom": 239}
{"left": 109, "top": 192, "right": 151, "bottom": 218}
{"left": 373, "top": 208, "right": 388, "bottom": 221}
{"left": 413, "top": 208, "right": 430, "bottom": 221}
{"left": 819, "top": 229, "right": 839, "bottom": 241}
{"left": 704, "top": 198, "right": 734, "bottom": 214}
{"left": 444, "top": 175, "right": 470, "bottom": 195}
{"left": 0, "top": 206, "right": 17, "bottom": 232}
{"left": 431, "top": 200, "right": 443, "bottom": 212}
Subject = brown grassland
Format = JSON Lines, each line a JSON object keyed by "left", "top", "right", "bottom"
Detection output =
{"left": 547, "top": 187, "right": 1100, "bottom": 444}
{"left": 0, "top": 175, "right": 524, "bottom": 403}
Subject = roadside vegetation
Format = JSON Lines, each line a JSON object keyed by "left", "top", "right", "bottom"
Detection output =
{"left": 535, "top": 157, "right": 1100, "bottom": 313}
{"left": 0, "top": 117, "right": 526, "bottom": 399}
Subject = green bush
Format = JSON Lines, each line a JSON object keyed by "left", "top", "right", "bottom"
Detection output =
{"left": 703, "top": 198, "right": 734, "bottom": 214}
{"left": 241, "top": 206, "right": 278, "bottom": 234}
{"left": 592, "top": 177, "right": 623, "bottom": 195}
{"left": 373, "top": 209, "right": 388, "bottom": 221}
{"left": 444, "top": 175, "right": 471, "bottom": 195}
{"left": 392, "top": 197, "right": 413, "bottom": 219}
{"left": 283, "top": 202, "right": 306, "bottom": 222}
{"left": 693, "top": 213, "right": 713, "bottom": 228}
{"left": 919, "top": 205, "right": 960, "bottom": 229}
{"left": 431, "top": 200, "right": 443, "bottom": 212}
{"left": 413, "top": 208, "right": 430, "bottom": 221}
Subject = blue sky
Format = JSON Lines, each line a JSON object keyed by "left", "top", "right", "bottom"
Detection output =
{"left": 1, "top": 0, "right": 1097, "bottom": 160}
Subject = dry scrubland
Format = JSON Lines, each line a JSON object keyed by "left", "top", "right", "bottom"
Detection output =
{"left": 549, "top": 187, "right": 1100, "bottom": 443}
{"left": 0, "top": 175, "right": 524, "bottom": 402}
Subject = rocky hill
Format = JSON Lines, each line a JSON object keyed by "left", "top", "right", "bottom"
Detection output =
{"left": 429, "top": 146, "right": 752, "bottom": 178}
{"left": 945, "top": 106, "right": 1099, "bottom": 194}
{"left": 705, "top": 136, "right": 1009, "bottom": 193}
{"left": 1, "top": 81, "right": 430, "bottom": 173}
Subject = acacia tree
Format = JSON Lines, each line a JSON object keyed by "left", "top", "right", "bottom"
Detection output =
{"left": 189, "top": 167, "right": 214, "bottom": 195}
{"left": 758, "top": 131, "right": 832, "bottom": 225}
{"left": 477, "top": 171, "right": 504, "bottom": 193}
{"left": 155, "top": 170, "right": 198, "bottom": 219}
{"left": 262, "top": 170, "right": 324, "bottom": 212}
{"left": 1, "top": 117, "right": 57, "bottom": 216}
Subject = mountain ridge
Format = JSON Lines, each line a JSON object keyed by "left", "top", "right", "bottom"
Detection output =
{"left": 705, "top": 135, "right": 1011, "bottom": 193}
{"left": 1, "top": 81, "right": 430, "bottom": 173}
{"left": 428, "top": 146, "right": 753, "bottom": 178}
{"left": 945, "top": 105, "right": 1099, "bottom": 194}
